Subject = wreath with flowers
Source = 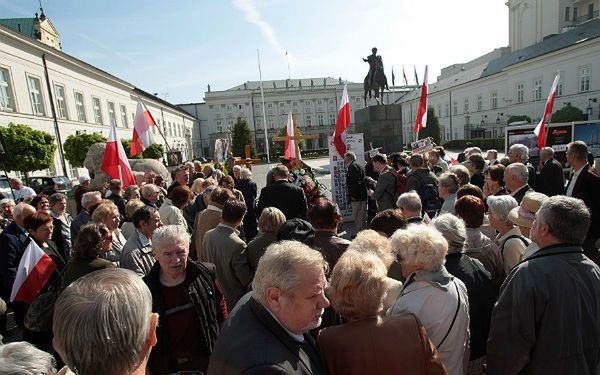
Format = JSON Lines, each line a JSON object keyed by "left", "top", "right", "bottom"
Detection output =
{"left": 289, "top": 165, "right": 327, "bottom": 207}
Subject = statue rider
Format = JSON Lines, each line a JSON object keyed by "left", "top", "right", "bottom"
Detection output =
{"left": 363, "top": 47, "right": 383, "bottom": 87}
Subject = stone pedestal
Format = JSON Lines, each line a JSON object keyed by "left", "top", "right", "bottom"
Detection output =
{"left": 354, "top": 104, "right": 404, "bottom": 154}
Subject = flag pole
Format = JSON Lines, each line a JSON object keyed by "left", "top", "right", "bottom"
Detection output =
{"left": 285, "top": 50, "right": 291, "bottom": 80}
{"left": 137, "top": 95, "right": 174, "bottom": 154}
{"left": 257, "top": 49, "right": 271, "bottom": 164}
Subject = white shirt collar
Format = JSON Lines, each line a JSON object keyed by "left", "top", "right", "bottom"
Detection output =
{"left": 136, "top": 230, "right": 151, "bottom": 247}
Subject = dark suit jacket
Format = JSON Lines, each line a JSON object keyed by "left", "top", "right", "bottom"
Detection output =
{"left": 526, "top": 163, "right": 537, "bottom": 191}
{"left": 571, "top": 165, "right": 600, "bottom": 259}
{"left": 70, "top": 210, "right": 91, "bottom": 242}
{"left": 208, "top": 293, "right": 327, "bottom": 375}
{"left": 346, "top": 160, "right": 367, "bottom": 202}
{"left": 257, "top": 180, "right": 308, "bottom": 220}
{"left": 511, "top": 184, "right": 532, "bottom": 205}
{"left": 313, "top": 230, "right": 350, "bottom": 272}
{"left": 538, "top": 158, "right": 565, "bottom": 197}
{"left": 0, "top": 222, "right": 27, "bottom": 298}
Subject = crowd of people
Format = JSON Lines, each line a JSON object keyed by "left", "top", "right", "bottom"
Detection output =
{"left": 0, "top": 141, "right": 599, "bottom": 375}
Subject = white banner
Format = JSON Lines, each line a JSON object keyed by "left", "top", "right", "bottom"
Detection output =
{"left": 328, "top": 133, "right": 365, "bottom": 221}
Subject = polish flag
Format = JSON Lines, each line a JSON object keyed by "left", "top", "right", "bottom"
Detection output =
{"left": 285, "top": 112, "right": 301, "bottom": 162}
{"left": 533, "top": 74, "right": 560, "bottom": 150}
{"left": 333, "top": 83, "right": 350, "bottom": 157}
{"left": 131, "top": 101, "right": 157, "bottom": 156}
{"left": 414, "top": 65, "right": 428, "bottom": 134}
{"left": 102, "top": 119, "right": 136, "bottom": 187}
{"left": 10, "top": 240, "right": 56, "bottom": 303}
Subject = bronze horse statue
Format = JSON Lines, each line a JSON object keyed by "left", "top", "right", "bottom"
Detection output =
{"left": 364, "top": 58, "right": 389, "bottom": 106}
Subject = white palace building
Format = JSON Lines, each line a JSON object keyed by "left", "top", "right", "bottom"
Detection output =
{"left": 0, "top": 10, "right": 196, "bottom": 179}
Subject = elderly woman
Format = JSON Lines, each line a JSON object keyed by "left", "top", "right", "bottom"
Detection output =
{"left": 159, "top": 185, "right": 193, "bottom": 228}
{"left": 92, "top": 202, "right": 126, "bottom": 264}
{"left": 236, "top": 168, "right": 258, "bottom": 241}
{"left": 49, "top": 193, "right": 73, "bottom": 260}
{"left": 388, "top": 224, "right": 470, "bottom": 375}
{"left": 308, "top": 197, "right": 350, "bottom": 271}
{"left": 432, "top": 213, "right": 498, "bottom": 374}
{"left": 246, "top": 207, "right": 286, "bottom": 271}
{"left": 454, "top": 195, "right": 503, "bottom": 284}
{"left": 487, "top": 195, "right": 530, "bottom": 277}
{"left": 123, "top": 185, "right": 141, "bottom": 201}
{"left": 438, "top": 172, "right": 460, "bottom": 214}
{"left": 319, "top": 250, "right": 446, "bottom": 375}
{"left": 121, "top": 199, "right": 146, "bottom": 240}
{"left": 61, "top": 223, "right": 116, "bottom": 288}
{"left": 346, "top": 229, "right": 402, "bottom": 311}
{"left": 483, "top": 164, "right": 506, "bottom": 198}
{"left": 31, "top": 193, "right": 50, "bottom": 213}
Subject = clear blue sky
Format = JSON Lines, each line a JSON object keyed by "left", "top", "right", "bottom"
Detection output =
{"left": 1, "top": 0, "right": 508, "bottom": 104}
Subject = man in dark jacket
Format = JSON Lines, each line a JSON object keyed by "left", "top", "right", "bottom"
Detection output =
{"left": 508, "top": 143, "right": 537, "bottom": 191}
{"left": 167, "top": 166, "right": 190, "bottom": 194}
{"left": 144, "top": 225, "right": 227, "bottom": 374}
{"left": 208, "top": 240, "right": 329, "bottom": 375}
{"left": 106, "top": 179, "right": 126, "bottom": 219}
{"left": 257, "top": 165, "right": 307, "bottom": 220}
{"left": 538, "top": 147, "right": 565, "bottom": 196}
{"left": 344, "top": 152, "right": 368, "bottom": 232}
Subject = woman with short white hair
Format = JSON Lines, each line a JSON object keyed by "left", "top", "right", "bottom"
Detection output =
{"left": 388, "top": 224, "right": 470, "bottom": 375}
{"left": 0, "top": 341, "right": 57, "bottom": 374}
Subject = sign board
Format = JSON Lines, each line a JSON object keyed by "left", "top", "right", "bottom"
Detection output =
{"left": 574, "top": 122, "right": 600, "bottom": 158}
{"left": 214, "top": 138, "right": 229, "bottom": 163}
{"left": 411, "top": 137, "right": 435, "bottom": 154}
{"left": 328, "top": 133, "right": 365, "bottom": 221}
{"left": 505, "top": 123, "right": 574, "bottom": 167}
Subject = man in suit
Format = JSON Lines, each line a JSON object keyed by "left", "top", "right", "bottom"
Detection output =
{"left": 208, "top": 240, "right": 329, "bottom": 375}
{"left": 538, "top": 147, "right": 565, "bottom": 197}
{"left": 203, "top": 199, "right": 253, "bottom": 311}
{"left": 257, "top": 165, "right": 308, "bottom": 220}
{"left": 504, "top": 163, "right": 532, "bottom": 204}
{"left": 121, "top": 206, "right": 162, "bottom": 277}
{"left": 566, "top": 141, "right": 600, "bottom": 262}
{"left": 508, "top": 143, "right": 537, "bottom": 191}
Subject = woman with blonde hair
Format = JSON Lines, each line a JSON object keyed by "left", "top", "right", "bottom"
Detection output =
{"left": 92, "top": 202, "right": 126, "bottom": 264}
{"left": 319, "top": 250, "right": 446, "bottom": 375}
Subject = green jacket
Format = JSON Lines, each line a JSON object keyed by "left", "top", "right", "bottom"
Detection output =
{"left": 372, "top": 166, "right": 397, "bottom": 211}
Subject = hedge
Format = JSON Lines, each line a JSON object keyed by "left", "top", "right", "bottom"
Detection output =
{"left": 257, "top": 148, "right": 330, "bottom": 161}
{"left": 442, "top": 138, "right": 504, "bottom": 150}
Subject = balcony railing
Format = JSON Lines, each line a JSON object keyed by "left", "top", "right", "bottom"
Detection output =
{"left": 573, "top": 10, "right": 599, "bottom": 25}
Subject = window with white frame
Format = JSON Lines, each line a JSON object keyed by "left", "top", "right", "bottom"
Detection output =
{"left": 476, "top": 95, "right": 482, "bottom": 112}
{"left": 268, "top": 117, "right": 274, "bottom": 129}
{"left": 279, "top": 102, "right": 285, "bottom": 107}
{"left": 120, "top": 105, "right": 128, "bottom": 128}
{"left": 317, "top": 113, "right": 324, "bottom": 126}
{"left": 579, "top": 66, "right": 591, "bottom": 92}
{"left": 92, "top": 96, "right": 103, "bottom": 124}
{"left": 54, "top": 84, "right": 68, "bottom": 119}
{"left": 453, "top": 101, "right": 458, "bottom": 114}
{"left": 305, "top": 114, "right": 312, "bottom": 126}
{"left": 329, "top": 113, "right": 336, "bottom": 125}
{"left": 445, "top": 103, "right": 449, "bottom": 117}
{"left": 533, "top": 78, "right": 542, "bottom": 100}
{"left": 74, "top": 92, "right": 86, "bottom": 122}
{"left": 438, "top": 105, "right": 442, "bottom": 117}
{"left": 464, "top": 97, "right": 469, "bottom": 112}
{"left": 491, "top": 91, "right": 498, "bottom": 109}
{"left": 256, "top": 118, "right": 263, "bottom": 129}
{"left": 516, "top": 82, "right": 524, "bottom": 103}
{"left": 305, "top": 100, "right": 310, "bottom": 106}
{"left": 107, "top": 101, "right": 117, "bottom": 126}
{"left": 329, "top": 99, "right": 334, "bottom": 105}
{"left": 255, "top": 104, "right": 260, "bottom": 109}
{"left": 556, "top": 73, "right": 564, "bottom": 96}
{"left": 27, "top": 75, "right": 45, "bottom": 115}
{"left": 0, "top": 67, "right": 15, "bottom": 111}
{"left": 267, "top": 103, "right": 273, "bottom": 108}
{"left": 317, "top": 99, "right": 323, "bottom": 105}
{"left": 292, "top": 101, "right": 298, "bottom": 107}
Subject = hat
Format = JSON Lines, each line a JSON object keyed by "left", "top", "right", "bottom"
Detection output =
{"left": 277, "top": 218, "right": 315, "bottom": 246}
{"left": 508, "top": 192, "right": 548, "bottom": 228}
{"left": 78, "top": 175, "right": 91, "bottom": 184}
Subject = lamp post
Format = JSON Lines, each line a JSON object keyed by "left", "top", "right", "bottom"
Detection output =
{"left": 587, "top": 98, "right": 597, "bottom": 120}
{"left": 481, "top": 115, "right": 487, "bottom": 138}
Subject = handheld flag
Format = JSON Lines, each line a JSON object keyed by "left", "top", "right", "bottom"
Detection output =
{"left": 333, "top": 83, "right": 351, "bottom": 157}
{"left": 533, "top": 74, "right": 560, "bottom": 150}
{"left": 414, "top": 65, "right": 428, "bottom": 134}
{"left": 102, "top": 119, "right": 136, "bottom": 187}
{"left": 131, "top": 100, "right": 157, "bottom": 156}
{"left": 11, "top": 240, "right": 56, "bottom": 303}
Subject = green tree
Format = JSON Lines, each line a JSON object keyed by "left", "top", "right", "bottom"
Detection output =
{"left": 418, "top": 107, "right": 441, "bottom": 144}
{"left": 271, "top": 126, "right": 305, "bottom": 155}
{"left": 141, "top": 143, "right": 164, "bottom": 159}
{"left": 121, "top": 139, "right": 138, "bottom": 159}
{"left": 63, "top": 132, "right": 107, "bottom": 167}
{"left": 551, "top": 104, "right": 587, "bottom": 123}
{"left": 0, "top": 123, "right": 57, "bottom": 175}
{"left": 231, "top": 117, "right": 254, "bottom": 157}
{"left": 507, "top": 115, "right": 532, "bottom": 124}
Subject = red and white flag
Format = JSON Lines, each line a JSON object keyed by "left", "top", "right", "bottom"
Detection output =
{"left": 285, "top": 112, "right": 301, "bottom": 162}
{"left": 333, "top": 83, "right": 350, "bottom": 157}
{"left": 414, "top": 65, "right": 428, "bottom": 134}
{"left": 131, "top": 100, "right": 157, "bottom": 157}
{"left": 533, "top": 74, "right": 560, "bottom": 150}
{"left": 10, "top": 240, "right": 56, "bottom": 303}
{"left": 102, "top": 119, "right": 136, "bottom": 187}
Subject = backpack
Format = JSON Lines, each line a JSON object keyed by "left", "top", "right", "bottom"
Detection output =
{"left": 381, "top": 168, "right": 407, "bottom": 207}
{"left": 413, "top": 173, "right": 441, "bottom": 215}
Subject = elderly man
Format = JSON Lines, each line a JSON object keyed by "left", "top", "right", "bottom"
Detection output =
{"left": 565, "top": 141, "right": 600, "bottom": 261}
{"left": 167, "top": 166, "right": 190, "bottom": 194}
{"left": 9, "top": 178, "right": 36, "bottom": 202}
{"left": 140, "top": 183, "right": 161, "bottom": 208}
{"left": 344, "top": 151, "right": 368, "bottom": 232}
{"left": 71, "top": 191, "right": 102, "bottom": 241}
{"left": 538, "top": 147, "right": 564, "bottom": 197}
{"left": 396, "top": 191, "right": 423, "bottom": 224}
{"left": 144, "top": 225, "right": 227, "bottom": 374}
{"left": 53, "top": 268, "right": 158, "bottom": 375}
{"left": 208, "top": 240, "right": 329, "bottom": 374}
{"left": 503, "top": 163, "right": 532, "bottom": 204}
{"left": 143, "top": 170, "right": 156, "bottom": 185}
{"left": 487, "top": 196, "right": 600, "bottom": 374}
{"left": 203, "top": 199, "right": 252, "bottom": 311}
{"left": 0, "top": 198, "right": 15, "bottom": 229}
{"left": 508, "top": 143, "right": 537, "bottom": 190}
{"left": 121, "top": 206, "right": 163, "bottom": 277}
{"left": 195, "top": 186, "right": 235, "bottom": 260}
{"left": 257, "top": 164, "right": 308, "bottom": 220}
{"left": 486, "top": 149, "right": 499, "bottom": 166}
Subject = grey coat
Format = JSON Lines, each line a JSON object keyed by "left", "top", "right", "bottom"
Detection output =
{"left": 120, "top": 231, "right": 155, "bottom": 277}
{"left": 371, "top": 166, "right": 397, "bottom": 211}
{"left": 487, "top": 244, "right": 600, "bottom": 374}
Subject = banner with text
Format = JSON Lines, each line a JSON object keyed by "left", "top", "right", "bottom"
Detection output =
{"left": 328, "top": 133, "right": 365, "bottom": 221}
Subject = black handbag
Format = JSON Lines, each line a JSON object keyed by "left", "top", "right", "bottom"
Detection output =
{"left": 24, "top": 268, "right": 64, "bottom": 332}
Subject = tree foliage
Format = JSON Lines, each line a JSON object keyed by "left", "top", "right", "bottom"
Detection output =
{"left": 0, "top": 123, "right": 57, "bottom": 174}
{"left": 271, "top": 126, "right": 305, "bottom": 155}
{"left": 63, "top": 132, "right": 107, "bottom": 167}
{"left": 507, "top": 115, "right": 532, "bottom": 125}
{"left": 121, "top": 139, "right": 164, "bottom": 160}
{"left": 418, "top": 107, "right": 441, "bottom": 144}
{"left": 231, "top": 117, "right": 254, "bottom": 158}
{"left": 551, "top": 104, "right": 587, "bottom": 123}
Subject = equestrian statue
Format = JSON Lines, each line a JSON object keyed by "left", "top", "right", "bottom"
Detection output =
{"left": 363, "top": 47, "right": 389, "bottom": 106}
